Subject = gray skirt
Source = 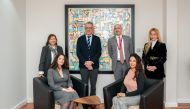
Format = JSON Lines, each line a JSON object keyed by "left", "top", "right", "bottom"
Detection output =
{"left": 111, "top": 95, "right": 140, "bottom": 109}
{"left": 54, "top": 90, "right": 79, "bottom": 105}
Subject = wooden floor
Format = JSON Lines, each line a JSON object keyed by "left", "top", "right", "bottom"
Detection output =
{"left": 20, "top": 103, "right": 190, "bottom": 109}
{"left": 20, "top": 103, "right": 105, "bottom": 109}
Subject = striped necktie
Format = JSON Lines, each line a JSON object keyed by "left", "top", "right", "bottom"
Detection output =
{"left": 87, "top": 36, "right": 91, "bottom": 49}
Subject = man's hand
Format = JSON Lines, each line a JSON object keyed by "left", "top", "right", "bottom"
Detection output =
{"left": 85, "top": 61, "right": 93, "bottom": 66}
{"left": 84, "top": 61, "right": 94, "bottom": 70}
{"left": 87, "top": 65, "right": 93, "bottom": 70}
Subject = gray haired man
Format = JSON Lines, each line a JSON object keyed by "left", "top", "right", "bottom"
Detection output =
{"left": 108, "top": 24, "right": 134, "bottom": 80}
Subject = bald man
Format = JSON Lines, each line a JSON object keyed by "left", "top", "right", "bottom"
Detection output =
{"left": 108, "top": 24, "right": 134, "bottom": 80}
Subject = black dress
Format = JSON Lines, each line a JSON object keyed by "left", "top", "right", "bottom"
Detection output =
{"left": 142, "top": 41, "right": 167, "bottom": 80}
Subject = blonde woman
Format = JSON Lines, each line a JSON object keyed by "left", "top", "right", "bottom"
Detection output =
{"left": 142, "top": 28, "right": 167, "bottom": 80}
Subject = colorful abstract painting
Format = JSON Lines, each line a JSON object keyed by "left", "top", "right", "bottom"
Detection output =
{"left": 65, "top": 5, "right": 135, "bottom": 73}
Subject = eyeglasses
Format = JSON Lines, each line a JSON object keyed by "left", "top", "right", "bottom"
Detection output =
{"left": 85, "top": 27, "right": 93, "bottom": 29}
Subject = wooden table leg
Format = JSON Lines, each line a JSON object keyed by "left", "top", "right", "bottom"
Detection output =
{"left": 95, "top": 104, "right": 100, "bottom": 109}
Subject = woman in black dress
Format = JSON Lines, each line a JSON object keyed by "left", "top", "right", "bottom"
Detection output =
{"left": 142, "top": 28, "right": 167, "bottom": 80}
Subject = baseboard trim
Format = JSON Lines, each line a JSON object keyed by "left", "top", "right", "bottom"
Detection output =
{"left": 11, "top": 99, "right": 27, "bottom": 109}
{"left": 27, "top": 98, "right": 33, "bottom": 103}
{"left": 100, "top": 98, "right": 104, "bottom": 103}
{"left": 165, "top": 102, "right": 178, "bottom": 107}
{"left": 177, "top": 99, "right": 190, "bottom": 103}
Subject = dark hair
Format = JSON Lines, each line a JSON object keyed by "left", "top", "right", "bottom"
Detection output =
{"left": 46, "top": 34, "right": 58, "bottom": 46}
{"left": 128, "top": 53, "right": 143, "bottom": 79}
{"left": 50, "top": 53, "right": 69, "bottom": 69}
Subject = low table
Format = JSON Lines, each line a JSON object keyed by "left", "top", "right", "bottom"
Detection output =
{"left": 74, "top": 95, "right": 101, "bottom": 109}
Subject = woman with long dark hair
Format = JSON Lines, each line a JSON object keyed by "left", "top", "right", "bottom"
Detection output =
{"left": 38, "top": 34, "right": 63, "bottom": 77}
{"left": 112, "top": 53, "right": 145, "bottom": 109}
{"left": 47, "top": 53, "right": 79, "bottom": 109}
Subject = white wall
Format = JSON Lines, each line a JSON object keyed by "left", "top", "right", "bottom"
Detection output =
{"left": 26, "top": 0, "right": 165, "bottom": 103}
{"left": 0, "top": 0, "right": 26, "bottom": 109}
{"left": 165, "top": 0, "right": 178, "bottom": 106}
{"left": 177, "top": 0, "right": 190, "bottom": 103}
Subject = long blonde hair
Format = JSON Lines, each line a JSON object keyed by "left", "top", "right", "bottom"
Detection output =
{"left": 148, "top": 28, "right": 161, "bottom": 42}
{"left": 144, "top": 28, "right": 161, "bottom": 55}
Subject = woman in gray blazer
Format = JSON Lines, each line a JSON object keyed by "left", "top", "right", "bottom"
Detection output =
{"left": 47, "top": 53, "right": 79, "bottom": 109}
{"left": 38, "top": 34, "right": 63, "bottom": 77}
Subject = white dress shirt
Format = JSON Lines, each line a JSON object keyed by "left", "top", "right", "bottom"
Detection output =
{"left": 51, "top": 46, "right": 57, "bottom": 63}
{"left": 116, "top": 35, "right": 126, "bottom": 60}
{"left": 86, "top": 35, "right": 92, "bottom": 46}
{"left": 39, "top": 46, "right": 56, "bottom": 75}
{"left": 151, "top": 40, "right": 157, "bottom": 49}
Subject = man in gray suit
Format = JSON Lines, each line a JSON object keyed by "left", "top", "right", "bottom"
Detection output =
{"left": 108, "top": 24, "right": 134, "bottom": 80}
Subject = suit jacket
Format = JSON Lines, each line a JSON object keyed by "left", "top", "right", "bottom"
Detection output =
{"left": 142, "top": 41, "right": 167, "bottom": 79}
{"left": 47, "top": 68, "right": 73, "bottom": 91}
{"left": 108, "top": 35, "right": 134, "bottom": 71}
{"left": 39, "top": 45, "right": 63, "bottom": 77}
{"left": 76, "top": 34, "right": 102, "bottom": 69}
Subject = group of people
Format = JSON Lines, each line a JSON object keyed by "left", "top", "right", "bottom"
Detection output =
{"left": 37, "top": 21, "right": 167, "bottom": 109}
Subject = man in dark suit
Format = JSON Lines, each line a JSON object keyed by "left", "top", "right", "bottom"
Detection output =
{"left": 76, "top": 22, "right": 102, "bottom": 95}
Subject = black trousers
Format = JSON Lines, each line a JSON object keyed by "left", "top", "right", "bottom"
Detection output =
{"left": 80, "top": 68, "right": 98, "bottom": 95}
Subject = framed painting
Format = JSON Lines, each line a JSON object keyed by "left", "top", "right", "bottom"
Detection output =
{"left": 65, "top": 4, "right": 135, "bottom": 74}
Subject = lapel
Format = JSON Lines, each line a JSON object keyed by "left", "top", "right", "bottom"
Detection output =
{"left": 57, "top": 46, "right": 59, "bottom": 53}
{"left": 113, "top": 36, "right": 117, "bottom": 51}
{"left": 47, "top": 46, "right": 52, "bottom": 62}
{"left": 114, "top": 36, "right": 127, "bottom": 50}
{"left": 82, "top": 35, "right": 88, "bottom": 49}
{"left": 122, "top": 35, "right": 127, "bottom": 53}
{"left": 152, "top": 41, "right": 159, "bottom": 51}
{"left": 90, "top": 35, "right": 95, "bottom": 49}
{"left": 83, "top": 35, "right": 94, "bottom": 50}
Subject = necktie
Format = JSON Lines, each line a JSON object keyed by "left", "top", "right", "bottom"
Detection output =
{"left": 119, "top": 37, "right": 124, "bottom": 64}
{"left": 87, "top": 36, "right": 91, "bottom": 60}
{"left": 87, "top": 36, "right": 91, "bottom": 49}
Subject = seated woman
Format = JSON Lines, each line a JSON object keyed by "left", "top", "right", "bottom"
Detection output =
{"left": 112, "top": 53, "right": 145, "bottom": 109}
{"left": 47, "top": 53, "right": 79, "bottom": 109}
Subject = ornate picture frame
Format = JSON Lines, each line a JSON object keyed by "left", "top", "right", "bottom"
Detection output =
{"left": 65, "top": 4, "right": 135, "bottom": 74}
